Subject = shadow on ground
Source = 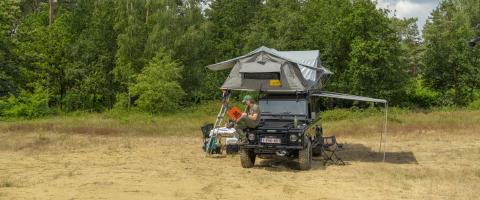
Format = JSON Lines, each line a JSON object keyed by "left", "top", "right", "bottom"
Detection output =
{"left": 251, "top": 143, "right": 417, "bottom": 171}
{"left": 338, "top": 143, "right": 418, "bottom": 164}
{"left": 255, "top": 157, "right": 327, "bottom": 171}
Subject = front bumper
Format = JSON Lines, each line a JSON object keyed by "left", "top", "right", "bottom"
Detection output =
{"left": 242, "top": 144, "right": 303, "bottom": 154}
{"left": 242, "top": 144, "right": 303, "bottom": 149}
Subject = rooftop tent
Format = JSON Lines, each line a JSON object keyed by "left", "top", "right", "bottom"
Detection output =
{"left": 207, "top": 46, "right": 332, "bottom": 92}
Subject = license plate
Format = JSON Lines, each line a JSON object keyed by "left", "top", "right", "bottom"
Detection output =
{"left": 261, "top": 137, "right": 281, "bottom": 144}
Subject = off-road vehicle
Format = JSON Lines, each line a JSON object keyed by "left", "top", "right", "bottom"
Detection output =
{"left": 240, "top": 93, "right": 322, "bottom": 170}
{"left": 205, "top": 46, "right": 388, "bottom": 170}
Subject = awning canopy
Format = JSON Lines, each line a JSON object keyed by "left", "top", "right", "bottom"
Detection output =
{"left": 311, "top": 91, "right": 387, "bottom": 103}
{"left": 312, "top": 91, "right": 389, "bottom": 162}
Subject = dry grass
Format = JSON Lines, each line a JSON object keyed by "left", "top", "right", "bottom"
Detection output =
{"left": 0, "top": 178, "right": 15, "bottom": 188}
{"left": 323, "top": 109, "right": 480, "bottom": 136}
{"left": 0, "top": 109, "right": 479, "bottom": 199}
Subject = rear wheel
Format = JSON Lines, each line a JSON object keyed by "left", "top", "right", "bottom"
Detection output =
{"left": 240, "top": 148, "right": 256, "bottom": 168}
{"left": 298, "top": 137, "right": 312, "bottom": 170}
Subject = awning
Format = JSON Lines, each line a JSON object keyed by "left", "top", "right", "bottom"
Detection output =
{"left": 311, "top": 91, "right": 387, "bottom": 103}
{"left": 311, "top": 91, "right": 389, "bottom": 162}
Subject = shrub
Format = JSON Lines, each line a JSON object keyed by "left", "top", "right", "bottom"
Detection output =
{"left": 406, "top": 78, "right": 440, "bottom": 108}
{"left": 112, "top": 93, "right": 130, "bottom": 110}
{"left": 468, "top": 99, "right": 480, "bottom": 110}
{"left": 129, "top": 51, "right": 185, "bottom": 113}
{"left": 0, "top": 89, "right": 54, "bottom": 118}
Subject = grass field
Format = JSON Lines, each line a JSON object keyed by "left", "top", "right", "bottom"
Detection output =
{"left": 0, "top": 106, "right": 479, "bottom": 199}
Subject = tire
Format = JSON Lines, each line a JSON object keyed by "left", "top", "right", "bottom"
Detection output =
{"left": 312, "top": 138, "right": 322, "bottom": 157}
{"left": 313, "top": 145, "right": 322, "bottom": 157}
{"left": 240, "top": 148, "right": 256, "bottom": 168}
{"left": 298, "top": 137, "right": 312, "bottom": 170}
{"left": 313, "top": 131, "right": 323, "bottom": 157}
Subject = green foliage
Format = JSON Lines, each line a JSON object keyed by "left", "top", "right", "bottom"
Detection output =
{"left": 129, "top": 51, "right": 185, "bottom": 113}
{"left": 0, "top": 0, "right": 20, "bottom": 36}
{"left": 14, "top": 5, "right": 74, "bottom": 109}
{"left": 64, "top": 0, "right": 118, "bottom": 111}
{"left": 468, "top": 99, "right": 480, "bottom": 110}
{"left": 406, "top": 78, "right": 440, "bottom": 108}
{"left": 244, "top": 0, "right": 307, "bottom": 50}
{"left": 423, "top": 0, "right": 480, "bottom": 106}
{"left": 1, "top": 0, "right": 479, "bottom": 118}
{"left": 0, "top": 0, "right": 21, "bottom": 96}
{"left": 344, "top": 1, "right": 409, "bottom": 103}
{"left": 114, "top": 0, "right": 147, "bottom": 86}
{"left": 206, "top": 0, "right": 262, "bottom": 59}
{"left": 0, "top": 89, "right": 54, "bottom": 118}
{"left": 391, "top": 17, "right": 423, "bottom": 77}
{"left": 112, "top": 93, "right": 130, "bottom": 111}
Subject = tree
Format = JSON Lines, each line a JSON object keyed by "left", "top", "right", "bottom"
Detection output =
{"left": 129, "top": 51, "right": 185, "bottom": 113}
{"left": 0, "top": 0, "right": 21, "bottom": 96}
{"left": 302, "top": 0, "right": 354, "bottom": 95}
{"left": 114, "top": 0, "right": 148, "bottom": 88}
{"left": 63, "top": 0, "right": 118, "bottom": 111}
{"left": 205, "top": 0, "right": 262, "bottom": 60}
{"left": 345, "top": 1, "right": 409, "bottom": 103}
{"left": 423, "top": 0, "right": 480, "bottom": 105}
{"left": 170, "top": 0, "right": 214, "bottom": 103}
{"left": 15, "top": 6, "right": 74, "bottom": 108}
{"left": 391, "top": 17, "right": 423, "bottom": 77}
{"left": 302, "top": 0, "right": 409, "bottom": 103}
{"left": 244, "top": 0, "right": 307, "bottom": 50}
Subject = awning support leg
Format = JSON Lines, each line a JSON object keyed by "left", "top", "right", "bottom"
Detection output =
{"left": 382, "top": 102, "right": 388, "bottom": 162}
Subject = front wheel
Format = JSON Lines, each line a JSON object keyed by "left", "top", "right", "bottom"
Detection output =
{"left": 298, "top": 137, "right": 312, "bottom": 170}
{"left": 313, "top": 142, "right": 322, "bottom": 157}
{"left": 240, "top": 148, "right": 256, "bottom": 168}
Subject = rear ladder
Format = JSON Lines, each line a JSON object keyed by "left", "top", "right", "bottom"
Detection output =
{"left": 207, "top": 91, "right": 231, "bottom": 154}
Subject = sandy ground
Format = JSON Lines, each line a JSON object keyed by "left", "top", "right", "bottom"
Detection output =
{"left": 0, "top": 130, "right": 479, "bottom": 200}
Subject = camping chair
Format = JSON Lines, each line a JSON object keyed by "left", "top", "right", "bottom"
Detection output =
{"left": 201, "top": 124, "right": 214, "bottom": 139}
{"left": 201, "top": 124, "right": 221, "bottom": 154}
{"left": 321, "top": 136, "right": 345, "bottom": 166}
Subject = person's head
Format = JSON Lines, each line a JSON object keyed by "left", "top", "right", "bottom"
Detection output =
{"left": 242, "top": 95, "right": 255, "bottom": 106}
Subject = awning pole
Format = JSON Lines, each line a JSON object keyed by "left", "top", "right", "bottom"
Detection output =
{"left": 378, "top": 103, "right": 383, "bottom": 153}
{"left": 382, "top": 102, "right": 388, "bottom": 162}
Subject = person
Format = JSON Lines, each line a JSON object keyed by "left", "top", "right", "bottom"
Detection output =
{"left": 235, "top": 95, "right": 261, "bottom": 143}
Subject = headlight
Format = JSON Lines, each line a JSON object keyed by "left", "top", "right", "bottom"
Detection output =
{"left": 289, "top": 134, "right": 298, "bottom": 142}
{"left": 248, "top": 133, "right": 256, "bottom": 141}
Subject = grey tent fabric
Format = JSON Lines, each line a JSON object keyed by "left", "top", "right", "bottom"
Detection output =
{"left": 239, "top": 61, "right": 281, "bottom": 73}
{"left": 220, "top": 52, "right": 307, "bottom": 92}
{"left": 207, "top": 46, "right": 332, "bottom": 91}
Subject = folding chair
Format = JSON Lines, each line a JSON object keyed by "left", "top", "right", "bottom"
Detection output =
{"left": 201, "top": 124, "right": 221, "bottom": 154}
{"left": 321, "top": 136, "right": 345, "bottom": 165}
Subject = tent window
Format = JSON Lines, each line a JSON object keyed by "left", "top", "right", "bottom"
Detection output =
{"left": 243, "top": 72, "right": 280, "bottom": 80}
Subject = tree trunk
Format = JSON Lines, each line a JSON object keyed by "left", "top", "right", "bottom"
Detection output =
{"left": 146, "top": 9, "right": 149, "bottom": 23}
{"left": 48, "top": 0, "right": 54, "bottom": 25}
{"left": 128, "top": 90, "right": 131, "bottom": 111}
{"left": 453, "top": 63, "right": 458, "bottom": 104}
{"left": 33, "top": 0, "right": 38, "bottom": 13}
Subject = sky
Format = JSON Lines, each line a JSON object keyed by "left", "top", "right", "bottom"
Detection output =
{"left": 376, "top": 0, "right": 441, "bottom": 33}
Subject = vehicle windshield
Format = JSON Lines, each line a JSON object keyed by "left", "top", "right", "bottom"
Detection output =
{"left": 259, "top": 99, "right": 307, "bottom": 116}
